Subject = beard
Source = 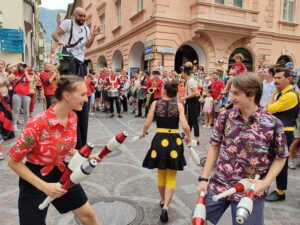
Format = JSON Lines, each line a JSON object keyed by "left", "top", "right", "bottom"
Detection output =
{"left": 75, "top": 18, "right": 85, "bottom": 26}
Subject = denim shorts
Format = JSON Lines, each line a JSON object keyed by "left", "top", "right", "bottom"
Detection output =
{"left": 205, "top": 189, "right": 265, "bottom": 225}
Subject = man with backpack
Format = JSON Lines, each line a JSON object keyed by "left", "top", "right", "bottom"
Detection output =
{"left": 52, "top": 7, "right": 100, "bottom": 149}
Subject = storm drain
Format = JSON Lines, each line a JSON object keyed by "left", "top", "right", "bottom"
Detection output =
{"left": 75, "top": 197, "right": 144, "bottom": 225}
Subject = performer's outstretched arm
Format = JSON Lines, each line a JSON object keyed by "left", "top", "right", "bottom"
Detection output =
{"left": 52, "top": 27, "right": 66, "bottom": 46}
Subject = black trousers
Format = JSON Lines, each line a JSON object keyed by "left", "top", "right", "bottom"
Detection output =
{"left": 109, "top": 97, "right": 121, "bottom": 114}
{"left": 276, "top": 131, "right": 294, "bottom": 190}
{"left": 121, "top": 95, "right": 128, "bottom": 112}
{"left": 60, "top": 61, "right": 88, "bottom": 149}
{"left": 59, "top": 56, "right": 87, "bottom": 78}
{"left": 75, "top": 101, "right": 89, "bottom": 149}
{"left": 187, "top": 97, "right": 200, "bottom": 137}
{"left": 137, "top": 98, "right": 145, "bottom": 116}
{"left": 45, "top": 95, "right": 54, "bottom": 109}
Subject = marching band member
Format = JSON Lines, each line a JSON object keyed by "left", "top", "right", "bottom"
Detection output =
{"left": 107, "top": 71, "right": 122, "bottom": 118}
{"left": 136, "top": 71, "right": 150, "bottom": 118}
{"left": 120, "top": 74, "right": 130, "bottom": 113}
{"left": 145, "top": 70, "right": 163, "bottom": 116}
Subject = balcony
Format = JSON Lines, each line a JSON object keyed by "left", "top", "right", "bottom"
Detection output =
{"left": 190, "top": 0, "right": 260, "bottom": 32}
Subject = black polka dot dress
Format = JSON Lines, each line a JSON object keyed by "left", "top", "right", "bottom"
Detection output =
{"left": 142, "top": 99, "right": 186, "bottom": 171}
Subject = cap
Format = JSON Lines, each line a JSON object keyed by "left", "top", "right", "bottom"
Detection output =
{"left": 218, "top": 59, "right": 224, "bottom": 63}
{"left": 285, "top": 62, "right": 294, "bottom": 69}
{"left": 233, "top": 53, "right": 244, "bottom": 61}
{"left": 291, "top": 71, "right": 297, "bottom": 77}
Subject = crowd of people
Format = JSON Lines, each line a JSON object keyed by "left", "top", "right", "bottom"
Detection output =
{"left": 1, "top": 6, "right": 300, "bottom": 225}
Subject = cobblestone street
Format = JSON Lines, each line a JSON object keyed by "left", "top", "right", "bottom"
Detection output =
{"left": 0, "top": 102, "right": 300, "bottom": 225}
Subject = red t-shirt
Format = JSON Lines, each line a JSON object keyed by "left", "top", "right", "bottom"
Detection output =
{"left": 40, "top": 72, "right": 56, "bottom": 96}
{"left": 13, "top": 71, "right": 30, "bottom": 96}
{"left": 231, "top": 63, "right": 247, "bottom": 75}
{"left": 85, "top": 75, "right": 95, "bottom": 97}
{"left": 8, "top": 105, "right": 77, "bottom": 176}
{"left": 211, "top": 80, "right": 225, "bottom": 100}
{"left": 146, "top": 78, "right": 163, "bottom": 99}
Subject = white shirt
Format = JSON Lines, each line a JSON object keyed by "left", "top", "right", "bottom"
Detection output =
{"left": 187, "top": 77, "right": 197, "bottom": 96}
{"left": 260, "top": 80, "right": 276, "bottom": 107}
{"left": 60, "top": 19, "right": 90, "bottom": 62}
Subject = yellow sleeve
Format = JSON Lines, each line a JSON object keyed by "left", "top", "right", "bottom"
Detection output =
{"left": 267, "top": 92, "right": 298, "bottom": 114}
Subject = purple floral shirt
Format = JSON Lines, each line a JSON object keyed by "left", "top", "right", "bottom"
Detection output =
{"left": 209, "top": 108, "right": 288, "bottom": 202}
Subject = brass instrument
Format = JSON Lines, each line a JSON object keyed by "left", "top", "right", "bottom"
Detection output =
{"left": 145, "top": 79, "right": 157, "bottom": 107}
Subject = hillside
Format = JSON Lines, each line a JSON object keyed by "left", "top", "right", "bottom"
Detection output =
{"left": 38, "top": 7, "right": 65, "bottom": 53}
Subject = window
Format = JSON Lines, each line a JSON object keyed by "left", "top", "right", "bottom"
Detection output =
{"left": 99, "top": 14, "right": 105, "bottom": 35}
{"left": 233, "top": 0, "right": 243, "bottom": 8}
{"left": 283, "top": 0, "right": 295, "bottom": 22}
{"left": 116, "top": 0, "right": 122, "bottom": 26}
{"left": 137, "top": 0, "right": 144, "bottom": 12}
{"left": 215, "top": 0, "right": 225, "bottom": 4}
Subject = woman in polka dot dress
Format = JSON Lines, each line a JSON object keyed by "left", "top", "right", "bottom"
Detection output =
{"left": 140, "top": 79, "right": 191, "bottom": 223}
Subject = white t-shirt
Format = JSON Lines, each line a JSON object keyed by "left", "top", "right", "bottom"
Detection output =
{"left": 60, "top": 19, "right": 91, "bottom": 62}
{"left": 187, "top": 78, "right": 197, "bottom": 96}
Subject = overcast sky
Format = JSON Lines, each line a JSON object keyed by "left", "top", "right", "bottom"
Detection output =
{"left": 41, "top": 0, "right": 74, "bottom": 10}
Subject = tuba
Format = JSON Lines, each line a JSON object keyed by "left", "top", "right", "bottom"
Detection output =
{"left": 145, "top": 79, "right": 157, "bottom": 107}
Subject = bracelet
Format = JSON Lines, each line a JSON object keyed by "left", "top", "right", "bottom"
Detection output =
{"left": 198, "top": 176, "right": 209, "bottom": 182}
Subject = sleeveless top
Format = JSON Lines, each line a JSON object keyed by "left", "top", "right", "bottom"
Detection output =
{"left": 155, "top": 98, "right": 179, "bottom": 129}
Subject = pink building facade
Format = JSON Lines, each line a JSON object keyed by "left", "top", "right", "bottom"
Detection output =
{"left": 77, "top": 0, "right": 300, "bottom": 74}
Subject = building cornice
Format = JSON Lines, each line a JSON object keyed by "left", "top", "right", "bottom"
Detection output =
{"left": 255, "top": 31, "right": 300, "bottom": 43}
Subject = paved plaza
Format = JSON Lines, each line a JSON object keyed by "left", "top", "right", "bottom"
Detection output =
{"left": 0, "top": 102, "right": 300, "bottom": 225}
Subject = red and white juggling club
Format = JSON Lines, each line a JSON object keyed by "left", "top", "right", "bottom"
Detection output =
{"left": 180, "top": 133, "right": 200, "bottom": 166}
{"left": 236, "top": 175, "right": 260, "bottom": 224}
{"left": 131, "top": 132, "right": 148, "bottom": 143}
{"left": 192, "top": 191, "right": 206, "bottom": 225}
{"left": 62, "top": 159, "right": 98, "bottom": 190}
{"left": 98, "top": 131, "right": 128, "bottom": 158}
{"left": 38, "top": 143, "right": 94, "bottom": 210}
{"left": 212, "top": 179, "right": 252, "bottom": 201}
{"left": 59, "top": 143, "right": 94, "bottom": 184}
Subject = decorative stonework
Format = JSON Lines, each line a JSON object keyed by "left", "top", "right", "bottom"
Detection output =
{"left": 265, "top": 0, "right": 275, "bottom": 28}
{"left": 191, "top": 30, "right": 216, "bottom": 68}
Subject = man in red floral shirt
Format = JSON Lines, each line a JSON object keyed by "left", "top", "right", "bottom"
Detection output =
{"left": 197, "top": 74, "right": 288, "bottom": 225}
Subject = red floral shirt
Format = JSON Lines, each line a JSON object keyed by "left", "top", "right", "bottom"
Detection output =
{"left": 8, "top": 105, "right": 77, "bottom": 176}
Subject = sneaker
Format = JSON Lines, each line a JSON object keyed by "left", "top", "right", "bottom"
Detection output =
{"left": 118, "top": 114, "right": 123, "bottom": 118}
{"left": 110, "top": 114, "right": 115, "bottom": 118}
{"left": 0, "top": 152, "right": 4, "bottom": 160}
{"left": 288, "top": 160, "right": 296, "bottom": 169}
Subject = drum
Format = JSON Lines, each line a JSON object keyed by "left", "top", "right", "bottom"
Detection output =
{"left": 130, "top": 87, "right": 138, "bottom": 98}
{"left": 108, "top": 89, "right": 119, "bottom": 98}
{"left": 136, "top": 88, "right": 147, "bottom": 100}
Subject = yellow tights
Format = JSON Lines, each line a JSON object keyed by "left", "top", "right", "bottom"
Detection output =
{"left": 157, "top": 169, "right": 177, "bottom": 189}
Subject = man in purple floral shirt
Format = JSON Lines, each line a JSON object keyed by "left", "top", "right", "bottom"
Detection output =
{"left": 197, "top": 74, "right": 288, "bottom": 225}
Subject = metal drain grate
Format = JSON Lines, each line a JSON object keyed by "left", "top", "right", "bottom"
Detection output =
{"left": 74, "top": 197, "right": 144, "bottom": 225}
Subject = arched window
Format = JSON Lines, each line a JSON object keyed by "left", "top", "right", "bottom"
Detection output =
{"left": 276, "top": 55, "right": 292, "bottom": 67}
{"left": 228, "top": 48, "right": 253, "bottom": 72}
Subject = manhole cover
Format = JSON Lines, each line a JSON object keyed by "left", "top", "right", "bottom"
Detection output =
{"left": 93, "top": 144, "right": 122, "bottom": 158}
{"left": 73, "top": 197, "right": 144, "bottom": 225}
